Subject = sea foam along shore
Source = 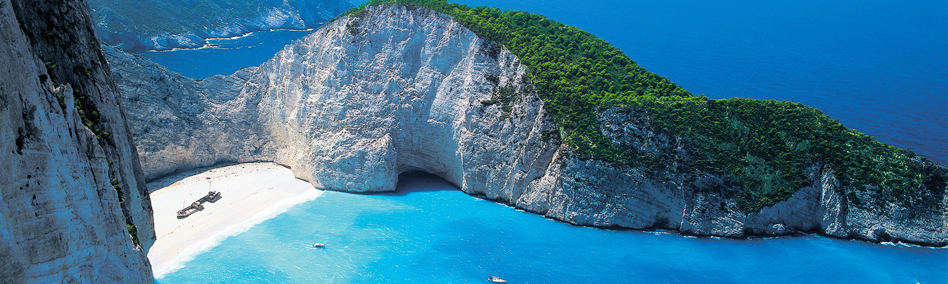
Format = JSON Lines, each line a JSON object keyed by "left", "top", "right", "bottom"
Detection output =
{"left": 147, "top": 162, "right": 322, "bottom": 278}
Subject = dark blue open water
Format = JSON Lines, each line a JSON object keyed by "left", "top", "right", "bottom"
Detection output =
{"left": 146, "top": 1, "right": 948, "bottom": 282}
{"left": 145, "top": 0, "right": 946, "bottom": 164}
{"left": 446, "top": 0, "right": 948, "bottom": 165}
{"left": 139, "top": 29, "right": 314, "bottom": 80}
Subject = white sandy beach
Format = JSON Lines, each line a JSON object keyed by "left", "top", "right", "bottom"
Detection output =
{"left": 146, "top": 162, "right": 322, "bottom": 278}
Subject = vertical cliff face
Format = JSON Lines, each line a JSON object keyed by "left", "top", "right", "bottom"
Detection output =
{"left": 109, "top": 5, "right": 946, "bottom": 246}
{"left": 252, "top": 5, "right": 560, "bottom": 194}
{"left": 0, "top": 0, "right": 154, "bottom": 282}
{"left": 110, "top": 5, "right": 561, "bottom": 194}
{"left": 104, "top": 47, "right": 260, "bottom": 182}
{"left": 538, "top": 107, "right": 946, "bottom": 245}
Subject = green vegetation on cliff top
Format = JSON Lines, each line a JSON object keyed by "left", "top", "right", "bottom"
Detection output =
{"left": 347, "top": 0, "right": 946, "bottom": 213}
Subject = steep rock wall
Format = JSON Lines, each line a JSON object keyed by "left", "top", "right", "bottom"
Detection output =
{"left": 104, "top": 48, "right": 261, "bottom": 182}
{"left": 0, "top": 0, "right": 154, "bottom": 282}
{"left": 110, "top": 5, "right": 560, "bottom": 195}
{"left": 548, "top": 107, "right": 946, "bottom": 245}
{"left": 110, "top": 5, "right": 947, "bottom": 246}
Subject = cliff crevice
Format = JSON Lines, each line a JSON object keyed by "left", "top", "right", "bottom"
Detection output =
{"left": 1, "top": 0, "right": 154, "bottom": 281}
{"left": 109, "top": 5, "right": 947, "bottom": 246}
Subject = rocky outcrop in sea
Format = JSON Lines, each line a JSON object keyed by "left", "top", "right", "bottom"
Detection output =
{"left": 0, "top": 0, "right": 155, "bottom": 282}
{"left": 88, "top": 0, "right": 352, "bottom": 52}
{"left": 108, "top": 5, "right": 948, "bottom": 246}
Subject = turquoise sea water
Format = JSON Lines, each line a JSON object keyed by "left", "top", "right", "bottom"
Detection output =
{"left": 144, "top": 1, "right": 948, "bottom": 282}
{"left": 158, "top": 175, "right": 945, "bottom": 283}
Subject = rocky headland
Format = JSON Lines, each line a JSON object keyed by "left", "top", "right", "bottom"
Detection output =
{"left": 108, "top": 4, "right": 947, "bottom": 247}
{"left": 2, "top": 0, "right": 939, "bottom": 282}
{"left": 88, "top": 0, "right": 352, "bottom": 52}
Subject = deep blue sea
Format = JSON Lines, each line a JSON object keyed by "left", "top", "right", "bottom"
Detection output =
{"left": 139, "top": 29, "right": 314, "bottom": 79}
{"left": 147, "top": 1, "right": 948, "bottom": 282}
{"left": 157, "top": 175, "right": 946, "bottom": 283}
{"left": 145, "top": 0, "right": 947, "bottom": 164}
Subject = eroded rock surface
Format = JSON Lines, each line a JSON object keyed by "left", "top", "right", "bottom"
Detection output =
{"left": 0, "top": 0, "right": 154, "bottom": 282}
{"left": 110, "top": 5, "right": 947, "bottom": 246}
{"left": 110, "top": 5, "right": 560, "bottom": 196}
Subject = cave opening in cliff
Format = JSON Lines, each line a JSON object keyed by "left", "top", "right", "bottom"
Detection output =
{"left": 389, "top": 171, "right": 461, "bottom": 196}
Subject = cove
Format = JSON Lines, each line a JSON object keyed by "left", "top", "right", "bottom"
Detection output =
{"left": 138, "top": 29, "right": 313, "bottom": 79}
{"left": 156, "top": 174, "right": 946, "bottom": 283}
{"left": 142, "top": 0, "right": 947, "bottom": 164}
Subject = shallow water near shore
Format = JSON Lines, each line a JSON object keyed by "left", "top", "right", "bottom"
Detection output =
{"left": 156, "top": 174, "right": 946, "bottom": 283}
{"left": 144, "top": 1, "right": 947, "bottom": 281}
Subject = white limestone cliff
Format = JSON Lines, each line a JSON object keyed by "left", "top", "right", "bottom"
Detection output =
{"left": 109, "top": 5, "right": 947, "bottom": 246}
{"left": 109, "top": 5, "right": 560, "bottom": 196}
{"left": 0, "top": 0, "right": 154, "bottom": 282}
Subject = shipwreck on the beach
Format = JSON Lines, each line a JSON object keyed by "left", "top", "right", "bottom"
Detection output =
{"left": 176, "top": 191, "right": 222, "bottom": 218}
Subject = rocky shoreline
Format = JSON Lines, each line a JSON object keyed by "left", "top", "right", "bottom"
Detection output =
{"left": 2, "top": 0, "right": 942, "bottom": 282}
{"left": 107, "top": 5, "right": 947, "bottom": 247}
{"left": 88, "top": 0, "right": 352, "bottom": 52}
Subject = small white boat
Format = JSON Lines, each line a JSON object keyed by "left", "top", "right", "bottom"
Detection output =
{"left": 313, "top": 243, "right": 325, "bottom": 248}
{"left": 487, "top": 275, "right": 507, "bottom": 283}
{"left": 487, "top": 256, "right": 509, "bottom": 283}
